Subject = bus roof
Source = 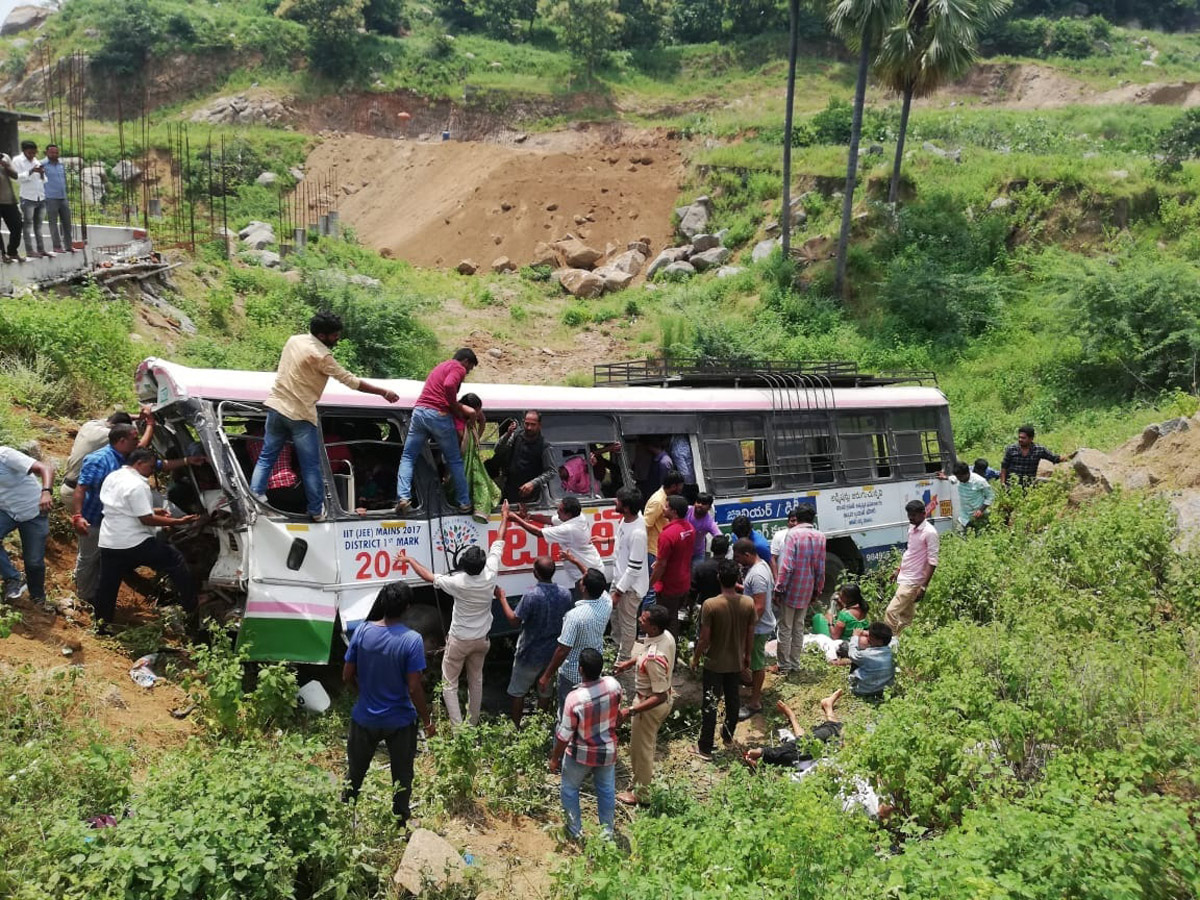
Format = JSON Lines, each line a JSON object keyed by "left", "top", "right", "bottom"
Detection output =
{"left": 137, "top": 358, "right": 950, "bottom": 413}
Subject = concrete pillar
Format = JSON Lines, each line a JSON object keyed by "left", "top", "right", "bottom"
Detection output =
{"left": 318, "top": 214, "right": 329, "bottom": 236}
{"left": 326, "top": 211, "right": 339, "bottom": 237}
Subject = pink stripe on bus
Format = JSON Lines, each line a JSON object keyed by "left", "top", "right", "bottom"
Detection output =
{"left": 245, "top": 600, "right": 334, "bottom": 618}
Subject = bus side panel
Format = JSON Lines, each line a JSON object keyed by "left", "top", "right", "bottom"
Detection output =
{"left": 239, "top": 519, "right": 340, "bottom": 663}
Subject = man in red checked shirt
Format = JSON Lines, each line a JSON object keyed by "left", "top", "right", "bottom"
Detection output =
{"left": 646, "top": 494, "right": 695, "bottom": 638}
{"left": 395, "top": 348, "right": 479, "bottom": 515}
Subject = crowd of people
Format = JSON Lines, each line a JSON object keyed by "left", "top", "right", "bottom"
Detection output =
{"left": 0, "top": 139, "right": 79, "bottom": 263}
{"left": 0, "top": 320, "right": 1070, "bottom": 840}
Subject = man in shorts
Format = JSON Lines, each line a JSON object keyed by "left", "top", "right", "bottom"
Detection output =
{"left": 733, "top": 537, "right": 775, "bottom": 720}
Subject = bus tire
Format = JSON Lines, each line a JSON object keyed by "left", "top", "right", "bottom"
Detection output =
{"left": 816, "top": 552, "right": 847, "bottom": 616}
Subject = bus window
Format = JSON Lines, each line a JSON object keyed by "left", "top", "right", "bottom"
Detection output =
{"left": 773, "top": 413, "right": 836, "bottom": 487}
{"left": 538, "top": 414, "right": 621, "bottom": 505}
{"left": 321, "top": 416, "right": 405, "bottom": 514}
{"left": 701, "top": 415, "right": 772, "bottom": 493}
{"left": 837, "top": 414, "right": 891, "bottom": 482}
{"left": 891, "top": 409, "right": 944, "bottom": 476}
{"left": 227, "top": 415, "right": 308, "bottom": 516}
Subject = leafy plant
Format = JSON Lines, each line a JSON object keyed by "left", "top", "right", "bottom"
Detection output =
{"left": 186, "top": 627, "right": 298, "bottom": 740}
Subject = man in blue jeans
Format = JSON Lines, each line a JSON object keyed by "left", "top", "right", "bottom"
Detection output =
{"left": 251, "top": 312, "right": 399, "bottom": 521}
{"left": 0, "top": 445, "right": 56, "bottom": 605}
{"left": 550, "top": 647, "right": 621, "bottom": 840}
{"left": 395, "top": 348, "right": 479, "bottom": 515}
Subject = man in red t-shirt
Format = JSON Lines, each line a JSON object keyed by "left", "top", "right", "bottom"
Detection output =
{"left": 396, "top": 348, "right": 479, "bottom": 513}
{"left": 647, "top": 494, "right": 695, "bottom": 637}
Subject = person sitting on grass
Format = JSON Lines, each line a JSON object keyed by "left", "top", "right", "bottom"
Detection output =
{"left": 810, "top": 583, "right": 870, "bottom": 641}
{"left": 833, "top": 622, "right": 896, "bottom": 699}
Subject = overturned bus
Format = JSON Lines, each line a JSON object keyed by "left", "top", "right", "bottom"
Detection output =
{"left": 136, "top": 356, "right": 959, "bottom": 663}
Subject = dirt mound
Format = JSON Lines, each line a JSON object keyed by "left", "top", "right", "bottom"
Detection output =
{"left": 301, "top": 131, "right": 684, "bottom": 269}
{"left": 1069, "top": 414, "right": 1200, "bottom": 550}
{"left": 1096, "top": 80, "right": 1200, "bottom": 107}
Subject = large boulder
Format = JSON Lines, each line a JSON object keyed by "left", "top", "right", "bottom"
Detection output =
{"left": 113, "top": 160, "right": 142, "bottom": 183}
{"left": 554, "top": 236, "right": 602, "bottom": 269}
{"left": 799, "top": 234, "right": 832, "bottom": 263}
{"left": 1072, "top": 448, "right": 1114, "bottom": 492}
{"left": 675, "top": 196, "right": 713, "bottom": 239}
{"left": 559, "top": 268, "right": 605, "bottom": 298}
{"left": 392, "top": 829, "right": 466, "bottom": 895}
{"left": 530, "top": 241, "right": 559, "bottom": 268}
{"left": 490, "top": 256, "right": 517, "bottom": 273}
{"left": 660, "top": 261, "right": 696, "bottom": 280}
{"left": 752, "top": 238, "right": 779, "bottom": 262}
{"left": 691, "top": 233, "right": 721, "bottom": 253}
{"left": 80, "top": 164, "right": 106, "bottom": 205}
{"left": 238, "top": 220, "right": 276, "bottom": 250}
{"left": 606, "top": 249, "right": 646, "bottom": 277}
{"left": 455, "top": 259, "right": 479, "bottom": 275}
{"left": 593, "top": 266, "right": 634, "bottom": 292}
{"left": 689, "top": 246, "right": 731, "bottom": 271}
{"left": 255, "top": 171, "right": 278, "bottom": 187}
{"left": 716, "top": 265, "right": 745, "bottom": 278}
{"left": 627, "top": 240, "right": 651, "bottom": 256}
{"left": 189, "top": 94, "right": 290, "bottom": 127}
{"left": 1, "top": 6, "right": 50, "bottom": 35}
{"left": 646, "top": 246, "right": 691, "bottom": 279}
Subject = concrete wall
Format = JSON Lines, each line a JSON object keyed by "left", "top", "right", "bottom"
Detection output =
{"left": 0, "top": 223, "right": 151, "bottom": 292}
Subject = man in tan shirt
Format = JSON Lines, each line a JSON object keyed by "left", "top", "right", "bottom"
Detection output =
{"left": 250, "top": 312, "right": 398, "bottom": 521}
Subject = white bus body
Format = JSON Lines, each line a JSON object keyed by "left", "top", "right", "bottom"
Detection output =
{"left": 135, "top": 358, "right": 958, "bottom": 662}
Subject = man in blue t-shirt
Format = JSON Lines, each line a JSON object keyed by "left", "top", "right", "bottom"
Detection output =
{"left": 342, "top": 581, "right": 433, "bottom": 827}
{"left": 497, "top": 554, "right": 574, "bottom": 726}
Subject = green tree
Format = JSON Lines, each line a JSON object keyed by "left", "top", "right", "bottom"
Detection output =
{"left": 91, "top": 0, "right": 163, "bottom": 77}
{"left": 283, "top": 0, "right": 366, "bottom": 80}
{"left": 364, "top": 0, "right": 407, "bottom": 33}
{"left": 874, "top": 0, "right": 1009, "bottom": 205}
{"left": 1155, "top": 108, "right": 1200, "bottom": 177}
{"left": 543, "top": 0, "right": 623, "bottom": 77}
{"left": 828, "top": 0, "right": 901, "bottom": 297}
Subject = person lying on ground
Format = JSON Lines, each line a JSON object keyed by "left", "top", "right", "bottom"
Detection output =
{"left": 744, "top": 692, "right": 844, "bottom": 770}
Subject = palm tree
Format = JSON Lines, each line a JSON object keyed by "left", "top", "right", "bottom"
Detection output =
{"left": 829, "top": 0, "right": 901, "bottom": 298}
{"left": 782, "top": 0, "right": 801, "bottom": 258}
{"left": 875, "top": 0, "right": 1010, "bottom": 205}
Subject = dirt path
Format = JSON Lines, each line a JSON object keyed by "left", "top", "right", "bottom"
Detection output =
{"left": 301, "top": 129, "right": 685, "bottom": 269}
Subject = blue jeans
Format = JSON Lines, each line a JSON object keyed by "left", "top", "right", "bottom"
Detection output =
{"left": 250, "top": 410, "right": 326, "bottom": 517}
{"left": 560, "top": 755, "right": 615, "bottom": 839}
{"left": 0, "top": 510, "right": 48, "bottom": 600}
{"left": 396, "top": 407, "right": 468, "bottom": 508}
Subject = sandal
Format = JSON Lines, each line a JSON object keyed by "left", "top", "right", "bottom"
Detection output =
{"left": 616, "top": 791, "right": 640, "bottom": 805}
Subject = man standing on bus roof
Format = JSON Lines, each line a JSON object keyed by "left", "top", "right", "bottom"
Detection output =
{"left": 254, "top": 312, "right": 399, "bottom": 522}
{"left": 395, "top": 348, "right": 479, "bottom": 516}
{"left": 999, "top": 424, "right": 1061, "bottom": 487}
{"left": 884, "top": 499, "right": 939, "bottom": 635}
{"left": 772, "top": 505, "right": 825, "bottom": 675}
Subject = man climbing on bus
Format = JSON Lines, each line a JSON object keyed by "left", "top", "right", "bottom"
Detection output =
{"left": 395, "top": 349, "right": 480, "bottom": 515}
{"left": 253, "top": 312, "right": 400, "bottom": 522}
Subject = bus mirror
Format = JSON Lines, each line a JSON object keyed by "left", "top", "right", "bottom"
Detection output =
{"left": 287, "top": 538, "right": 308, "bottom": 571}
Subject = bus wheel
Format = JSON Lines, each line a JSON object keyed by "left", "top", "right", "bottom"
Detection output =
{"left": 815, "top": 552, "right": 847, "bottom": 618}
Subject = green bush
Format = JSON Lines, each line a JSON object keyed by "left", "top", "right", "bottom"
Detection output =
{"left": 0, "top": 289, "right": 140, "bottom": 412}
{"left": 1068, "top": 252, "right": 1200, "bottom": 397}
{"left": 186, "top": 627, "right": 298, "bottom": 741}
{"left": 32, "top": 741, "right": 376, "bottom": 900}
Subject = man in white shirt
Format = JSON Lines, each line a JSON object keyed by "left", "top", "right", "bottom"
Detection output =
{"left": 769, "top": 507, "right": 801, "bottom": 563}
{"left": 94, "top": 449, "right": 198, "bottom": 632}
{"left": 0, "top": 444, "right": 55, "bottom": 604}
{"left": 508, "top": 495, "right": 602, "bottom": 594}
{"left": 399, "top": 511, "right": 506, "bottom": 727}
{"left": 610, "top": 486, "right": 648, "bottom": 698}
{"left": 12, "top": 140, "right": 48, "bottom": 258}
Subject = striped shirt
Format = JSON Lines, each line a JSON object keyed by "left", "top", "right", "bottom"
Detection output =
{"left": 556, "top": 591, "right": 612, "bottom": 686}
{"left": 775, "top": 523, "right": 826, "bottom": 610}
{"left": 556, "top": 675, "right": 622, "bottom": 767}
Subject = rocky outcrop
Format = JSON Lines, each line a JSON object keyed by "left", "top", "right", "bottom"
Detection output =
{"left": 554, "top": 236, "right": 602, "bottom": 269}
{"left": 675, "top": 196, "right": 713, "bottom": 239}
{"left": 190, "top": 94, "right": 292, "bottom": 127}
{"left": 238, "top": 221, "right": 275, "bottom": 250}
{"left": 1, "top": 5, "right": 50, "bottom": 35}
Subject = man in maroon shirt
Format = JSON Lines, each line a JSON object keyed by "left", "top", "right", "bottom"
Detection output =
{"left": 396, "top": 348, "right": 479, "bottom": 513}
{"left": 647, "top": 494, "right": 695, "bottom": 637}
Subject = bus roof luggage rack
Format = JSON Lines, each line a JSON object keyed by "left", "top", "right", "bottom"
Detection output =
{"left": 593, "top": 357, "right": 938, "bottom": 389}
